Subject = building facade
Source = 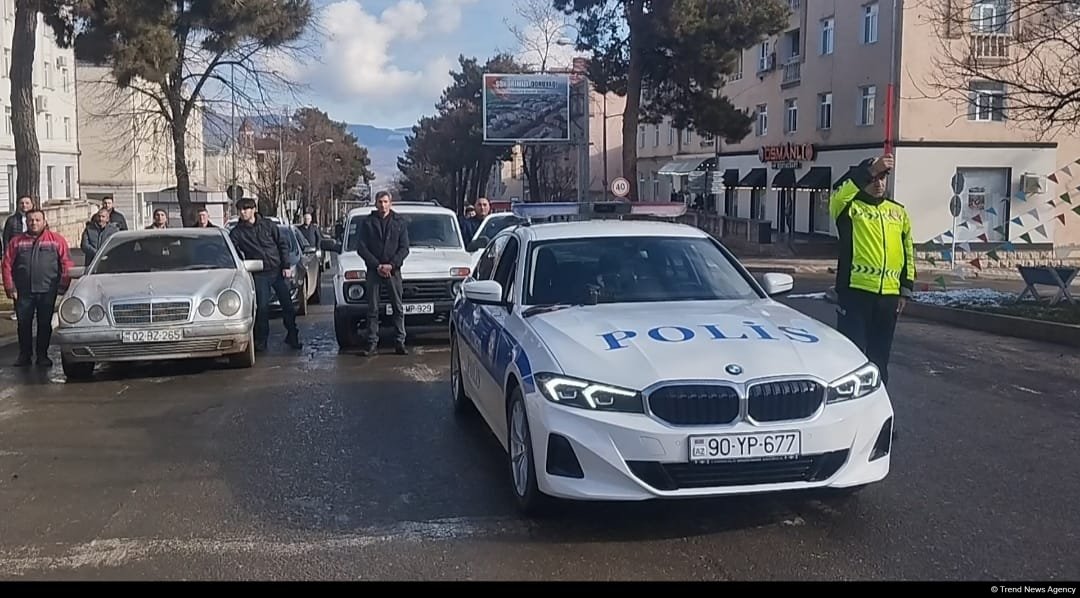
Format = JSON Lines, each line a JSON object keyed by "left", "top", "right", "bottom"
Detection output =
{"left": 642, "top": 0, "right": 1080, "bottom": 256}
{"left": 76, "top": 62, "right": 208, "bottom": 229}
{"left": 0, "top": 2, "right": 80, "bottom": 211}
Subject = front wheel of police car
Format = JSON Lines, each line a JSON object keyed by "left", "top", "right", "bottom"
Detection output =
{"left": 507, "top": 386, "right": 552, "bottom": 515}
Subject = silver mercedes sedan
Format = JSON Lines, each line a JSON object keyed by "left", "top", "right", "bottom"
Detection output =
{"left": 54, "top": 227, "right": 262, "bottom": 380}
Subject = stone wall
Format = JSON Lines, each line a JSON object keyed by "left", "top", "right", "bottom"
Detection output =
{"left": 915, "top": 247, "right": 1080, "bottom": 269}
{"left": 0, "top": 199, "right": 96, "bottom": 246}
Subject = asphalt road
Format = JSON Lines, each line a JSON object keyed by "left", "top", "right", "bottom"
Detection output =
{"left": 0, "top": 274, "right": 1077, "bottom": 581}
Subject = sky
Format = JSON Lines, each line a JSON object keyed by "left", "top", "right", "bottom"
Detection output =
{"left": 278, "top": 0, "right": 577, "bottom": 130}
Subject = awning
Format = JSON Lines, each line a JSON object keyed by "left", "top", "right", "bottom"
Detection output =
{"left": 772, "top": 168, "right": 796, "bottom": 188}
{"left": 658, "top": 157, "right": 709, "bottom": 176}
{"left": 738, "top": 168, "right": 767, "bottom": 188}
{"left": 722, "top": 169, "right": 739, "bottom": 187}
{"left": 832, "top": 165, "right": 859, "bottom": 189}
{"left": 796, "top": 166, "right": 833, "bottom": 189}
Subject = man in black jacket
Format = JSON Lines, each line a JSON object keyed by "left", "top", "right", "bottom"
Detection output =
{"left": 229, "top": 198, "right": 301, "bottom": 351}
{"left": 357, "top": 191, "right": 410, "bottom": 356}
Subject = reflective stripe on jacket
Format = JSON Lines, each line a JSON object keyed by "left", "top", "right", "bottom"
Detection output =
{"left": 829, "top": 164, "right": 915, "bottom": 297}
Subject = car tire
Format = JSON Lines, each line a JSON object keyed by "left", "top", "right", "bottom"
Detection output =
{"left": 450, "top": 331, "right": 475, "bottom": 416}
{"left": 229, "top": 333, "right": 256, "bottom": 368}
{"left": 297, "top": 281, "right": 308, "bottom": 316}
{"left": 335, "top": 311, "right": 358, "bottom": 349}
{"left": 61, "top": 356, "right": 94, "bottom": 381}
{"left": 507, "top": 386, "right": 551, "bottom": 516}
{"left": 310, "top": 278, "right": 321, "bottom": 304}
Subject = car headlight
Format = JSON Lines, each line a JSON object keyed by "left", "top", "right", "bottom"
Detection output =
{"left": 198, "top": 299, "right": 216, "bottom": 317}
{"left": 827, "top": 363, "right": 882, "bottom": 403}
{"left": 59, "top": 297, "right": 85, "bottom": 324}
{"left": 534, "top": 373, "right": 644, "bottom": 413}
{"left": 218, "top": 290, "right": 242, "bottom": 316}
{"left": 87, "top": 304, "right": 105, "bottom": 322}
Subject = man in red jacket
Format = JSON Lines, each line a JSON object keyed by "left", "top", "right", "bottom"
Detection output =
{"left": 2, "top": 209, "right": 73, "bottom": 367}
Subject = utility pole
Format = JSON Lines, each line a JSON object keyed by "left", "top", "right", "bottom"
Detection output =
{"left": 230, "top": 64, "right": 237, "bottom": 202}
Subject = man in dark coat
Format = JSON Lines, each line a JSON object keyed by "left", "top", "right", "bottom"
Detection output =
{"left": 81, "top": 208, "right": 120, "bottom": 265}
{"left": 356, "top": 191, "right": 410, "bottom": 356}
{"left": 229, "top": 198, "right": 301, "bottom": 352}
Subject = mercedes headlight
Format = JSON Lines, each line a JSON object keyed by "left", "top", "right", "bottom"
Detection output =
{"left": 534, "top": 373, "right": 644, "bottom": 413}
{"left": 198, "top": 299, "right": 216, "bottom": 317}
{"left": 87, "top": 305, "right": 105, "bottom": 322}
{"left": 827, "top": 363, "right": 882, "bottom": 403}
{"left": 217, "top": 290, "right": 242, "bottom": 317}
{"left": 59, "top": 297, "right": 85, "bottom": 324}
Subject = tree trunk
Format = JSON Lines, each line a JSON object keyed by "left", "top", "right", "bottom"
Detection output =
{"left": 171, "top": 118, "right": 193, "bottom": 226}
{"left": 623, "top": 0, "right": 645, "bottom": 201}
{"left": 11, "top": 0, "right": 40, "bottom": 205}
{"left": 524, "top": 146, "right": 542, "bottom": 202}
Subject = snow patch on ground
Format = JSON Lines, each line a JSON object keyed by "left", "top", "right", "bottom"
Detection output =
{"left": 912, "top": 288, "right": 1018, "bottom": 307}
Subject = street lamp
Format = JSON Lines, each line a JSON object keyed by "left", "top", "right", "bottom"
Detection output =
{"left": 307, "top": 138, "right": 334, "bottom": 217}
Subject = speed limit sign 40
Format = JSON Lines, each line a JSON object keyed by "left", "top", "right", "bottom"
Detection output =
{"left": 610, "top": 177, "right": 630, "bottom": 198}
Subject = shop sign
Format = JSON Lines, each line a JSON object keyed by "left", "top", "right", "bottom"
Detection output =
{"left": 759, "top": 143, "right": 816, "bottom": 169}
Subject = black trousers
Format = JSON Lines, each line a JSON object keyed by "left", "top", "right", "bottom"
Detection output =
{"left": 365, "top": 271, "right": 405, "bottom": 347}
{"left": 16, "top": 291, "right": 57, "bottom": 359}
{"left": 836, "top": 289, "right": 900, "bottom": 385}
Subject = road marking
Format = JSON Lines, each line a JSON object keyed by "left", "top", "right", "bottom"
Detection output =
{"left": 1013, "top": 385, "right": 1043, "bottom": 395}
{"left": 0, "top": 516, "right": 531, "bottom": 575}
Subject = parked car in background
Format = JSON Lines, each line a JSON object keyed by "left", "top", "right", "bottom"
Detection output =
{"left": 225, "top": 220, "right": 321, "bottom": 315}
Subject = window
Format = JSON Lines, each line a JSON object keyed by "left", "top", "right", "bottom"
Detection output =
{"left": 3, "top": 49, "right": 9, "bottom": 76}
{"left": 492, "top": 237, "right": 519, "bottom": 302}
{"left": 475, "top": 234, "right": 510, "bottom": 280}
{"left": 62, "top": 67, "right": 69, "bottom": 92}
{"left": 44, "top": 113, "right": 52, "bottom": 139}
{"left": 758, "top": 40, "right": 772, "bottom": 72}
{"left": 969, "top": 81, "right": 1005, "bottom": 121}
{"left": 4, "top": 106, "right": 10, "bottom": 135}
{"left": 756, "top": 104, "right": 768, "bottom": 136}
{"left": 524, "top": 237, "right": 760, "bottom": 306}
{"left": 65, "top": 166, "right": 72, "bottom": 198}
{"left": 46, "top": 166, "right": 54, "bottom": 199}
{"left": 344, "top": 213, "right": 463, "bottom": 252}
{"left": 5, "top": 165, "right": 13, "bottom": 212}
{"left": 784, "top": 98, "right": 798, "bottom": 133}
{"left": 42, "top": 60, "right": 51, "bottom": 88}
{"left": 821, "top": 17, "right": 834, "bottom": 55}
{"left": 63, "top": 116, "right": 70, "bottom": 140}
{"left": 819, "top": 92, "right": 833, "bottom": 129}
{"left": 91, "top": 234, "right": 238, "bottom": 275}
{"left": 683, "top": 129, "right": 692, "bottom": 144}
{"left": 730, "top": 53, "right": 743, "bottom": 81}
{"left": 859, "top": 85, "right": 876, "bottom": 125}
{"left": 863, "top": 3, "right": 879, "bottom": 44}
{"left": 668, "top": 122, "right": 675, "bottom": 145}
{"left": 653, "top": 124, "right": 660, "bottom": 147}
{"left": 972, "top": 1, "right": 1008, "bottom": 33}
{"left": 638, "top": 125, "right": 645, "bottom": 147}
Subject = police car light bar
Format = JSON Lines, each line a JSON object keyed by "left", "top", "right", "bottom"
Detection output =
{"left": 510, "top": 201, "right": 688, "bottom": 221}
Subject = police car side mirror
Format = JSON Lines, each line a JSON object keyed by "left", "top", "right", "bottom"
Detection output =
{"left": 761, "top": 273, "right": 794, "bottom": 296}
{"left": 463, "top": 280, "right": 505, "bottom": 305}
{"left": 467, "top": 237, "right": 489, "bottom": 253}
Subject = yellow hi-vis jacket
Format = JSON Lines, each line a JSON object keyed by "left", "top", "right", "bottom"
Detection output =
{"left": 829, "top": 164, "right": 916, "bottom": 297}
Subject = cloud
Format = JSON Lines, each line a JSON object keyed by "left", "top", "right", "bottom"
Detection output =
{"left": 298, "top": 0, "right": 475, "bottom": 126}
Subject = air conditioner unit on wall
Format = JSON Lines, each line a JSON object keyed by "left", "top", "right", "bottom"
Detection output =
{"left": 1020, "top": 173, "right": 1044, "bottom": 195}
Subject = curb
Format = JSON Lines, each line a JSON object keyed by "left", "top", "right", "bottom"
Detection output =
{"left": 903, "top": 302, "right": 1080, "bottom": 349}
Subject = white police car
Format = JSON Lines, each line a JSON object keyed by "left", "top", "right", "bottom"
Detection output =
{"left": 449, "top": 202, "right": 893, "bottom": 515}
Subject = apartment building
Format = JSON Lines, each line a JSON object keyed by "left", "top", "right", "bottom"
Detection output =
{"left": 0, "top": 1, "right": 80, "bottom": 211}
{"left": 76, "top": 62, "right": 208, "bottom": 229}
{"left": 643, "top": 0, "right": 1080, "bottom": 254}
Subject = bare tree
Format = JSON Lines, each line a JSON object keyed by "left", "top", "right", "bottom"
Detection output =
{"left": 918, "top": 0, "right": 1080, "bottom": 135}
{"left": 505, "top": 0, "right": 576, "bottom": 72}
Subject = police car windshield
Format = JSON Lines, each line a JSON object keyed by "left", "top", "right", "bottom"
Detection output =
{"left": 525, "top": 236, "right": 759, "bottom": 305}
{"left": 91, "top": 234, "right": 237, "bottom": 274}
{"left": 345, "top": 213, "right": 462, "bottom": 251}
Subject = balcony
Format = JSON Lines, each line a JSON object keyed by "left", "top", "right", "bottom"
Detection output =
{"left": 970, "top": 33, "right": 1010, "bottom": 63}
{"left": 781, "top": 59, "right": 801, "bottom": 88}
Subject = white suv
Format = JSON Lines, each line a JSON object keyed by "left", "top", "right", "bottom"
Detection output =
{"left": 322, "top": 201, "right": 477, "bottom": 349}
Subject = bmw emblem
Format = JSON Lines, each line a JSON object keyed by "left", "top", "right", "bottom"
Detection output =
{"left": 725, "top": 364, "right": 743, "bottom": 376}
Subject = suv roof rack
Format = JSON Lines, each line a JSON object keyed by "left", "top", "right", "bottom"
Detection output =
{"left": 509, "top": 201, "right": 687, "bottom": 223}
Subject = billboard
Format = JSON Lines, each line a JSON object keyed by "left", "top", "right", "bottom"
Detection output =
{"left": 483, "top": 73, "right": 571, "bottom": 143}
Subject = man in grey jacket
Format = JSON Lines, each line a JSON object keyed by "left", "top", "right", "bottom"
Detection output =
{"left": 81, "top": 208, "right": 119, "bottom": 265}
